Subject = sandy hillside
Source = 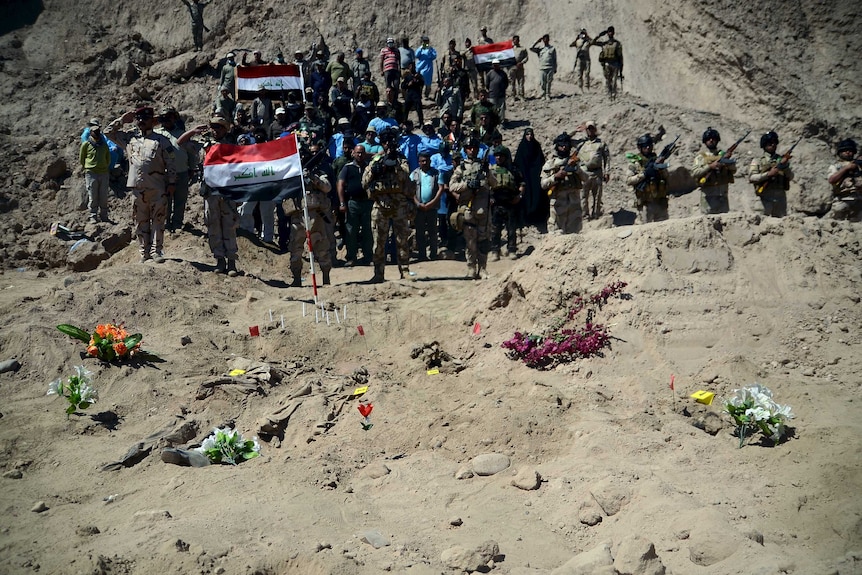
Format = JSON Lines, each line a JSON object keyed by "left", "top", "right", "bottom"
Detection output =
{"left": 1, "top": 0, "right": 862, "bottom": 574}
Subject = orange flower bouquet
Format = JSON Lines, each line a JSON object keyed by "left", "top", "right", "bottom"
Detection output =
{"left": 57, "top": 323, "right": 143, "bottom": 362}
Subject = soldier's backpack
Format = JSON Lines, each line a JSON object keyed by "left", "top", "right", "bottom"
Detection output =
{"left": 599, "top": 41, "right": 620, "bottom": 64}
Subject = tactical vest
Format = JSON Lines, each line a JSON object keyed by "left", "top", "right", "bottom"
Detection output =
{"left": 831, "top": 161, "right": 862, "bottom": 198}
{"left": 630, "top": 156, "right": 667, "bottom": 201}
{"left": 752, "top": 154, "right": 789, "bottom": 194}
{"left": 599, "top": 41, "right": 621, "bottom": 64}
{"left": 545, "top": 155, "right": 583, "bottom": 191}
{"left": 697, "top": 151, "right": 735, "bottom": 186}
{"left": 368, "top": 156, "right": 409, "bottom": 200}
{"left": 491, "top": 167, "right": 518, "bottom": 202}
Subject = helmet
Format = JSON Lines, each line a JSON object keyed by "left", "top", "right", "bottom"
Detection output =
{"left": 836, "top": 138, "right": 858, "bottom": 154}
{"left": 702, "top": 127, "right": 720, "bottom": 143}
{"left": 636, "top": 134, "right": 653, "bottom": 148}
{"left": 378, "top": 128, "right": 397, "bottom": 146}
{"left": 760, "top": 131, "right": 779, "bottom": 149}
{"left": 554, "top": 132, "right": 571, "bottom": 146}
{"left": 464, "top": 137, "right": 481, "bottom": 149}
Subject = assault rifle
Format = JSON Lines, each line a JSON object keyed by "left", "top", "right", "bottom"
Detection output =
{"left": 718, "top": 130, "right": 751, "bottom": 165}
{"left": 756, "top": 136, "right": 802, "bottom": 195}
{"left": 636, "top": 134, "right": 679, "bottom": 195}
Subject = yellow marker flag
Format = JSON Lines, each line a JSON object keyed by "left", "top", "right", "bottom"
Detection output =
{"left": 352, "top": 386, "right": 369, "bottom": 396}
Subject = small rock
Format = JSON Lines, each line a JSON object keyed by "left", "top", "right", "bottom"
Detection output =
{"left": 454, "top": 465, "right": 474, "bottom": 480}
{"left": 31, "top": 501, "right": 48, "bottom": 513}
{"left": 441, "top": 540, "right": 499, "bottom": 573}
{"left": 613, "top": 535, "right": 666, "bottom": 575}
{"left": 511, "top": 467, "right": 542, "bottom": 490}
{"left": 180, "top": 336, "right": 192, "bottom": 346}
{"left": 801, "top": 367, "right": 815, "bottom": 377}
{"left": 316, "top": 541, "right": 332, "bottom": 552}
{"left": 0, "top": 359, "right": 21, "bottom": 374}
{"left": 360, "top": 530, "right": 390, "bottom": 549}
{"left": 132, "top": 509, "right": 172, "bottom": 522}
{"left": 471, "top": 453, "right": 510, "bottom": 476}
{"left": 745, "top": 529, "right": 764, "bottom": 545}
{"left": 578, "top": 507, "right": 602, "bottom": 526}
{"left": 449, "top": 517, "right": 463, "bottom": 527}
{"left": 362, "top": 461, "right": 391, "bottom": 479}
{"left": 75, "top": 525, "right": 100, "bottom": 537}
{"left": 3, "top": 469, "right": 23, "bottom": 479}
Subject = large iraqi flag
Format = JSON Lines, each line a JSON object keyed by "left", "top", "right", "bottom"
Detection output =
{"left": 203, "top": 134, "right": 303, "bottom": 203}
{"left": 235, "top": 64, "right": 304, "bottom": 101}
{"left": 473, "top": 40, "right": 516, "bottom": 71}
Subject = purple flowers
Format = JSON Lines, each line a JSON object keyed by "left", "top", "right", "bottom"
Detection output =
{"left": 502, "top": 281, "right": 627, "bottom": 369}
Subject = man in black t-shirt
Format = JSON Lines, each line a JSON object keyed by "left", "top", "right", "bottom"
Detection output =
{"left": 337, "top": 145, "right": 373, "bottom": 265}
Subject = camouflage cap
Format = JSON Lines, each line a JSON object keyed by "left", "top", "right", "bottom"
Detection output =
{"left": 134, "top": 106, "right": 155, "bottom": 120}
{"left": 209, "top": 117, "right": 230, "bottom": 130}
{"left": 87, "top": 118, "right": 101, "bottom": 128}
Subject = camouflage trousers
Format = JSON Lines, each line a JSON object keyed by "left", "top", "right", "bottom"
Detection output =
{"left": 540, "top": 69, "right": 554, "bottom": 99}
{"left": 700, "top": 185, "right": 730, "bottom": 214}
{"left": 549, "top": 188, "right": 582, "bottom": 234}
{"left": 372, "top": 199, "right": 411, "bottom": 273}
{"left": 132, "top": 187, "right": 167, "bottom": 257}
{"left": 508, "top": 67, "right": 525, "bottom": 99}
{"left": 640, "top": 198, "right": 669, "bottom": 223}
{"left": 603, "top": 63, "right": 621, "bottom": 97}
{"left": 289, "top": 210, "right": 331, "bottom": 271}
{"left": 576, "top": 57, "right": 590, "bottom": 89}
{"left": 830, "top": 195, "right": 862, "bottom": 221}
{"left": 204, "top": 195, "right": 239, "bottom": 260}
{"left": 756, "top": 189, "right": 787, "bottom": 218}
{"left": 166, "top": 171, "right": 189, "bottom": 230}
{"left": 463, "top": 207, "right": 490, "bottom": 275}
{"left": 582, "top": 171, "right": 604, "bottom": 219}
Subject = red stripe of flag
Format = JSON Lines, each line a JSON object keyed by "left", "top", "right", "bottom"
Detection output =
{"left": 236, "top": 64, "right": 302, "bottom": 80}
{"left": 205, "top": 136, "right": 298, "bottom": 166}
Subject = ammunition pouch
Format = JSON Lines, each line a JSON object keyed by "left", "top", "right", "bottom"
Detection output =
{"left": 449, "top": 205, "right": 466, "bottom": 231}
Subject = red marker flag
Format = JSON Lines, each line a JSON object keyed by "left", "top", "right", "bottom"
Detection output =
{"left": 472, "top": 322, "right": 481, "bottom": 335}
{"left": 249, "top": 325, "right": 260, "bottom": 337}
{"left": 669, "top": 374, "right": 675, "bottom": 391}
{"left": 357, "top": 325, "right": 365, "bottom": 336}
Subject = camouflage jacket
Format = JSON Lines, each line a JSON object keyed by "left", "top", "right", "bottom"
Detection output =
{"left": 105, "top": 120, "right": 176, "bottom": 191}
{"left": 748, "top": 152, "right": 794, "bottom": 194}
{"left": 827, "top": 160, "right": 862, "bottom": 199}
{"left": 691, "top": 148, "right": 737, "bottom": 188}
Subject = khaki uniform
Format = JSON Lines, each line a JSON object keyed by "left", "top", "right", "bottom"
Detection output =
{"left": 105, "top": 120, "right": 176, "bottom": 258}
{"left": 595, "top": 38, "right": 623, "bottom": 98}
{"left": 691, "top": 148, "right": 738, "bottom": 214}
{"left": 748, "top": 153, "right": 794, "bottom": 217}
{"left": 363, "top": 153, "right": 413, "bottom": 279}
{"left": 541, "top": 155, "right": 584, "bottom": 233}
{"left": 285, "top": 170, "right": 333, "bottom": 280}
{"left": 530, "top": 44, "right": 557, "bottom": 99}
{"left": 827, "top": 160, "right": 862, "bottom": 220}
{"left": 155, "top": 125, "right": 193, "bottom": 229}
{"left": 626, "top": 153, "right": 669, "bottom": 223}
{"left": 449, "top": 158, "right": 498, "bottom": 277}
{"left": 509, "top": 46, "right": 528, "bottom": 99}
{"left": 462, "top": 48, "right": 480, "bottom": 98}
{"left": 199, "top": 136, "right": 239, "bottom": 262}
{"left": 574, "top": 37, "right": 591, "bottom": 89}
{"left": 578, "top": 137, "right": 609, "bottom": 219}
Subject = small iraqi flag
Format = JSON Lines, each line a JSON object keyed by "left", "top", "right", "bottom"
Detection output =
{"left": 473, "top": 40, "right": 516, "bottom": 71}
{"left": 235, "top": 64, "right": 304, "bottom": 101}
{"left": 203, "top": 134, "right": 303, "bottom": 203}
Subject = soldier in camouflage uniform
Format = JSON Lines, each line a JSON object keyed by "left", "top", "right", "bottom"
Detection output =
{"left": 179, "top": 118, "right": 241, "bottom": 276}
{"left": 691, "top": 127, "right": 737, "bottom": 214}
{"left": 449, "top": 138, "right": 498, "bottom": 278}
{"left": 286, "top": 148, "right": 333, "bottom": 287}
{"left": 626, "top": 134, "right": 670, "bottom": 223}
{"left": 748, "top": 131, "right": 793, "bottom": 217}
{"left": 826, "top": 138, "right": 862, "bottom": 221}
{"left": 362, "top": 129, "right": 413, "bottom": 282}
{"left": 105, "top": 106, "right": 177, "bottom": 263}
{"left": 577, "top": 120, "right": 609, "bottom": 219}
{"left": 541, "top": 132, "right": 585, "bottom": 233}
{"left": 489, "top": 146, "right": 524, "bottom": 260}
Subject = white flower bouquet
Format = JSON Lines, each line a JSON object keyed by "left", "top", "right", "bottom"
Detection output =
{"left": 194, "top": 427, "right": 261, "bottom": 465}
{"left": 724, "top": 383, "right": 794, "bottom": 448}
{"left": 47, "top": 365, "right": 98, "bottom": 416}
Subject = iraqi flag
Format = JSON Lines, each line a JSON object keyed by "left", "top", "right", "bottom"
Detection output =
{"left": 235, "top": 64, "right": 304, "bottom": 101}
{"left": 473, "top": 40, "right": 516, "bottom": 71}
{"left": 203, "top": 134, "right": 303, "bottom": 203}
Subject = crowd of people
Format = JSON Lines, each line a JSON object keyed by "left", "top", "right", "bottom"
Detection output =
{"left": 78, "top": 27, "right": 862, "bottom": 283}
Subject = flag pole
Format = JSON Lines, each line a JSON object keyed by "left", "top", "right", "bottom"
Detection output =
{"left": 297, "top": 156, "right": 319, "bottom": 307}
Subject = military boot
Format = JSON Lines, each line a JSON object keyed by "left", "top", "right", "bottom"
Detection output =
{"left": 370, "top": 263, "right": 385, "bottom": 283}
{"left": 215, "top": 257, "right": 227, "bottom": 274}
{"left": 290, "top": 264, "right": 303, "bottom": 287}
{"left": 226, "top": 259, "right": 239, "bottom": 277}
{"left": 322, "top": 268, "right": 331, "bottom": 285}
